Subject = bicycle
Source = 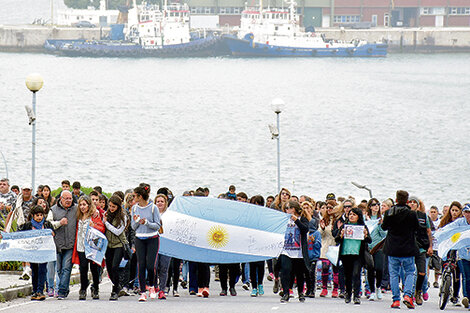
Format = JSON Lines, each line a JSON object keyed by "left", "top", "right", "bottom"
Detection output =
{"left": 439, "top": 250, "right": 458, "bottom": 310}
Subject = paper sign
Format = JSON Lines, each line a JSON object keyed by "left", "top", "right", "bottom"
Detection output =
{"left": 344, "top": 225, "right": 364, "bottom": 240}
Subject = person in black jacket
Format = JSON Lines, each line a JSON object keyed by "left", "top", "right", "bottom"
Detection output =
{"left": 18, "top": 205, "right": 54, "bottom": 301}
{"left": 335, "top": 207, "right": 371, "bottom": 304}
{"left": 279, "top": 200, "right": 309, "bottom": 303}
{"left": 382, "top": 190, "right": 420, "bottom": 309}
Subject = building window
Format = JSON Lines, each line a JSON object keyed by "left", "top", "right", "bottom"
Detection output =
{"left": 219, "top": 7, "right": 226, "bottom": 14}
{"left": 421, "top": 7, "right": 445, "bottom": 15}
{"left": 449, "top": 7, "right": 470, "bottom": 15}
{"left": 333, "top": 15, "right": 360, "bottom": 23}
{"left": 233, "top": 7, "right": 241, "bottom": 14}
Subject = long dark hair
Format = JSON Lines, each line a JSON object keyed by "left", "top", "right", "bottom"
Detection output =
{"left": 42, "top": 185, "right": 55, "bottom": 207}
{"left": 347, "top": 207, "right": 366, "bottom": 225}
{"left": 107, "top": 195, "right": 125, "bottom": 227}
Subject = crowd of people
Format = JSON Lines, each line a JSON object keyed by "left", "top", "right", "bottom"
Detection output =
{"left": 0, "top": 177, "right": 469, "bottom": 310}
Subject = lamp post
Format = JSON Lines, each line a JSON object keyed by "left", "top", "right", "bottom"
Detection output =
{"left": 351, "top": 181, "right": 373, "bottom": 198}
{"left": 271, "top": 98, "right": 285, "bottom": 193}
{"left": 25, "top": 73, "right": 44, "bottom": 192}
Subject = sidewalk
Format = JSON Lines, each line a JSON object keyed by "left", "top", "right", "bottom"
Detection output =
{"left": 0, "top": 266, "right": 80, "bottom": 302}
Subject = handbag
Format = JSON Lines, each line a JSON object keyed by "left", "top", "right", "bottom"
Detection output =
{"left": 118, "top": 235, "right": 132, "bottom": 260}
{"left": 326, "top": 245, "right": 340, "bottom": 266}
{"left": 364, "top": 247, "right": 374, "bottom": 270}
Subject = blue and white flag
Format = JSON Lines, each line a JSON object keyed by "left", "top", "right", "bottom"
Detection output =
{"left": 159, "top": 196, "right": 289, "bottom": 263}
{"left": 438, "top": 229, "right": 470, "bottom": 260}
{"left": 365, "top": 219, "right": 379, "bottom": 233}
{"left": 0, "top": 229, "right": 56, "bottom": 263}
{"left": 84, "top": 226, "right": 108, "bottom": 265}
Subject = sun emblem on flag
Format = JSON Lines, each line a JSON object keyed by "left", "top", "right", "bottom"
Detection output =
{"left": 207, "top": 225, "right": 229, "bottom": 249}
{"left": 451, "top": 232, "right": 461, "bottom": 243}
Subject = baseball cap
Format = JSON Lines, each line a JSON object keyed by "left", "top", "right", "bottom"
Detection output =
{"left": 463, "top": 204, "right": 470, "bottom": 212}
{"left": 22, "top": 184, "right": 32, "bottom": 190}
{"left": 326, "top": 193, "right": 336, "bottom": 201}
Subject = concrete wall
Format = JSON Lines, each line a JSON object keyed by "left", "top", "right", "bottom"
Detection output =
{"left": 2, "top": 25, "right": 470, "bottom": 53}
{"left": 0, "top": 25, "right": 109, "bottom": 51}
{"left": 320, "top": 27, "right": 470, "bottom": 51}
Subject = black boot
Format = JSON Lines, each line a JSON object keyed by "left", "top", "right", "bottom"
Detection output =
{"left": 280, "top": 293, "right": 289, "bottom": 303}
{"left": 79, "top": 290, "right": 86, "bottom": 300}
{"left": 92, "top": 286, "right": 99, "bottom": 300}
{"left": 109, "top": 292, "right": 119, "bottom": 301}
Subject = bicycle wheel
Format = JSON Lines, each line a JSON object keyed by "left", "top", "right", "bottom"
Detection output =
{"left": 439, "top": 274, "right": 452, "bottom": 310}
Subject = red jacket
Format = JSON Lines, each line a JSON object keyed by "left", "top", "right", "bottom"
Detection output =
{"left": 72, "top": 214, "right": 105, "bottom": 265}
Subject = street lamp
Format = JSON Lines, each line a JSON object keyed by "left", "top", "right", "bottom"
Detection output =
{"left": 25, "top": 73, "right": 44, "bottom": 192}
{"left": 270, "top": 98, "right": 285, "bottom": 193}
{"left": 351, "top": 181, "right": 373, "bottom": 198}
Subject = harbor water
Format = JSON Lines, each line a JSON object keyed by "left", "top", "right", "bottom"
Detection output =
{"left": 0, "top": 52, "right": 469, "bottom": 207}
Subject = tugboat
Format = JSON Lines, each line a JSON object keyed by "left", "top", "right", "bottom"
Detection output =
{"left": 45, "top": 1, "right": 225, "bottom": 57}
{"left": 222, "top": 0, "right": 388, "bottom": 57}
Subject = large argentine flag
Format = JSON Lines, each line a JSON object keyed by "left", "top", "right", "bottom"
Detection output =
{"left": 438, "top": 229, "right": 470, "bottom": 260}
{"left": 0, "top": 229, "right": 56, "bottom": 263}
{"left": 159, "top": 196, "right": 289, "bottom": 263}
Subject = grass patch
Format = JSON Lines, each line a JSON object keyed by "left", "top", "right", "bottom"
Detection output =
{"left": 52, "top": 187, "right": 112, "bottom": 198}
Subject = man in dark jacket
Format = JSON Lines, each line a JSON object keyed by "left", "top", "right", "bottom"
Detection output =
{"left": 50, "top": 190, "right": 77, "bottom": 299}
{"left": 382, "top": 190, "right": 420, "bottom": 309}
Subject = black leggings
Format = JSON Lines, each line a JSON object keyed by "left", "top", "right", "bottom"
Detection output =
{"left": 367, "top": 250, "right": 384, "bottom": 293}
{"left": 166, "top": 258, "right": 181, "bottom": 291}
{"left": 250, "top": 261, "right": 265, "bottom": 289}
{"left": 197, "top": 262, "right": 210, "bottom": 288}
{"left": 78, "top": 251, "right": 101, "bottom": 291}
{"left": 105, "top": 247, "right": 123, "bottom": 292}
{"left": 219, "top": 263, "right": 240, "bottom": 290}
{"left": 279, "top": 255, "right": 307, "bottom": 294}
{"left": 135, "top": 236, "right": 159, "bottom": 293}
{"left": 341, "top": 254, "right": 362, "bottom": 297}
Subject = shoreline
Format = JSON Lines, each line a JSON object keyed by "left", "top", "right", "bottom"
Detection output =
{"left": 2, "top": 25, "right": 470, "bottom": 54}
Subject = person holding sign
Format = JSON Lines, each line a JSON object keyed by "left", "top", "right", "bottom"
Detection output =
{"left": 335, "top": 207, "right": 371, "bottom": 305}
{"left": 72, "top": 196, "right": 105, "bottom": 300}
{"left": 18, "top": 205, "right": 54, "bottom": 301}
{"left": 104, "top": 195, "right": 128, "bottom": 301}
{"left": 279, "top": 200, "right": 309, "bottom": 303}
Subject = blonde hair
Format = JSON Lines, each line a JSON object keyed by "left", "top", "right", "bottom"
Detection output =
{"left": 154, "top": 194, "right": 168, "bottom": 213}
{"left": 77, "top": 196, "right": 97, "bottom": 220}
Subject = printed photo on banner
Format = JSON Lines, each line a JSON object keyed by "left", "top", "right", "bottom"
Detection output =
{"left": 84, "top": 226, "right": 108, "bottom": 265}
{"left": 344, "top": 225, "right": 364, "bottom": 240}
{"left": 284, "top": 220, "right": 301, "bottom": 250}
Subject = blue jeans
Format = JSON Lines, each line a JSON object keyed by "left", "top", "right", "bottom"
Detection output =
{"left": 31, "top": 263, "right": 47, "bottom": 294}
{"left": 56, "top": 249, "right": 73, "bottom": 297}
{"left": 389, "top": 256, "right": 416, "bottom": 301}
{"left": 47, "top": 261, "right": 58, "bottom": 292}
{"left": 459, "top": 259, "right": 470, "bottom": 298}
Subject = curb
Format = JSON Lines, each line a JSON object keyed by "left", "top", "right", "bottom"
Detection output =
{"left": 0, "top": 273, "right": 81, "bottom": 302}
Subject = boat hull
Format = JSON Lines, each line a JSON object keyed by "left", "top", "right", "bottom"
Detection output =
{"left": 222, "top": 35, "right": 388, "bottom": 57}
{"left": 45, "top": 36, "right": 229, "bottom": 58}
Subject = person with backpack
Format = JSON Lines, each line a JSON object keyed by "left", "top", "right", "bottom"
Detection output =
{"left": 408, "top": 196, "right": 433, "bottom": 305}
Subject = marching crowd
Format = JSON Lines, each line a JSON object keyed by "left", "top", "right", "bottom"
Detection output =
{"left": 0, "top": 177, "right": 469, "bottom": 310}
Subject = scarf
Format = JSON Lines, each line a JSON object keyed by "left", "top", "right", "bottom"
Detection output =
{"left": 31, "top": 218, "right": 45, "bottom": 230}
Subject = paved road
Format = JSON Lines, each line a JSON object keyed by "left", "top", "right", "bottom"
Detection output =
{"left": 0, "top": 273, "right": 465, "bottom": 313}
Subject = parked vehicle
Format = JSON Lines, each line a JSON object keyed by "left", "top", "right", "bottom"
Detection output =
{"left": 73, "top": 21, "right": 96, "bottom": 28}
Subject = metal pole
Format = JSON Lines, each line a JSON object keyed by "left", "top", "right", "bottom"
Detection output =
{"left": 0, "top": 151, "right": 8, "bottom": 179}
{"left": 276, "top": 112, "right": 280, "bottom": 193}
{"left": 32, "top": 91, "right": 37, "bottom": 192}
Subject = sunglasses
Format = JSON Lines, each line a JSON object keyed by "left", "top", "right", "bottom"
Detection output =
{"left": 370, "top": 203, "right": 379, "bottom": 207}
{"left": 344, "top": 205, "right": 352, "bottom": 209}
{"left": 281, "top": 192, "right": 290, "bottom": 196}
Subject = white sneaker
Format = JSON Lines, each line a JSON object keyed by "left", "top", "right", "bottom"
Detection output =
{"left": 369, "top": 292, "right": 376, "bottom": 301}
{"left": 376, "top": 289, "right": 383, "bottom": 300}
{"left": 149, "top": 287, "right": 157, "bottom": 299}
